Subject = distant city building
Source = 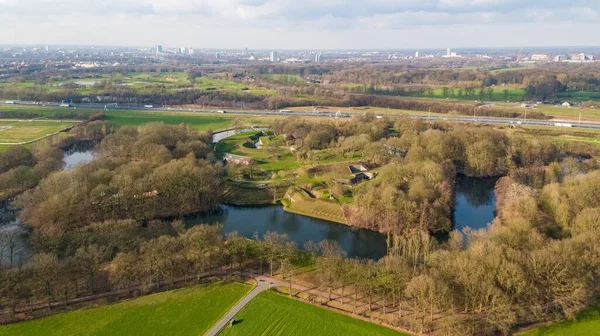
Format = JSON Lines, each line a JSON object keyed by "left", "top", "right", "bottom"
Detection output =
{"left": 156, "top": 45, "right": 163, "bottom": 53}
{"left": 442, "top": 48, "right": 460, "bottom": 58}
{"left": 415, "top": 51, "right": 419, "bottom": 58}
{"left": 179, "top": 47, "right": 187, "bottom": 54}
{"left": 270, "top": 51, "right": 279, "bottom": 62}
{"left": 243, "top": 48, "right": 248, "bottom": 56}
{"left": 554, "top": 55, "right": 565, "bottom": 62}
{"left": 570, "top": 53, "right": 593, "bottom": 62}
{"left": 531, "top": 54, "right": 549, "bottom": 61}
{"left": 215, "top": 52, "right": 220, "bottom": 59}
{"left": 315, "top": 53, "right": 322, "bottom": 63}
{"left": 188, "top": 48, "right": 194, "bottom": 55}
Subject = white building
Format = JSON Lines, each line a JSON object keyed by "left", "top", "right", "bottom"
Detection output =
{"left": 270, "top": 51, "right": 279, "bottom": 62}
{"left": 315, "top": 53, "right": 322, "bottom": 63}
{"left": 156, "top": 45, "right": 163, "bottom": 53}
{"left": 531, "top": 54, "right": 549, "bottom": 61}
{"left": 415, "top": 51, "right": 419, "bottom": 58}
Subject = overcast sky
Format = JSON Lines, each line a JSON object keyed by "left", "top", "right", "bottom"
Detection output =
{"left": 1, "top": 0, "right": 599, "bottom": 49}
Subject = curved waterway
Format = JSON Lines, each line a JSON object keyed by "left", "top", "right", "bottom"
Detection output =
{"left": 0, "top": 132, "right": 499, "bottom": 265}
{"left": 184, "top": 205, "right": 388, "bottom": 259}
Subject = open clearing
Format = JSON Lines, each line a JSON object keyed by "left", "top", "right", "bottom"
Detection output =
{"left": 0, "top": 120, "right": 77, "bottom": 144}
{"left": 218, "top": 290, "right": 405, "bottom": 336}
{"left": 103, "top": 110, "right": 234, "bottom": 131}
{"left": 521, "top": 304, "right": 600, "bottom": 336}
{"left": 0, "top": 282, "right": 251, "bottom": 336}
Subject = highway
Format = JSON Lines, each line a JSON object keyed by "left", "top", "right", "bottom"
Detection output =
{"left": 7, "top": 101, "right": 600, "bottom": 131}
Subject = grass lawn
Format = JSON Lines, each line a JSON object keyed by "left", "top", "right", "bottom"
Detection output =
{"left": 0, "top": 282, "right": 251, "bottom": 336}
{"left": 0, "top": 120, "right": 77, "bottom": 143}
{"left": 283, "top": 189, "right": 347, "bottom": 224}
{"left": 520, "top": 304, "right": 600, "bottom": 336}
{"left": 104, "top": 111, "right": 233, "bottom": 131}
{"left": 218, "top": 291, "right": 405, "bottom": 336}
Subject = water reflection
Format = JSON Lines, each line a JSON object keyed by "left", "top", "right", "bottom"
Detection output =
{"left": 453, "top": 176, "right": 498, "bottom": 231}
{"left": 183, "top": 205, "right": 388, "bottom": 259}
{"left": 62, "top": 140, "right": 98, "bottom": 169}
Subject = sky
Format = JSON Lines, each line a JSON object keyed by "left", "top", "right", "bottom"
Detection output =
{"left": 1, "top": 0, "right": 600, "bottom": 49}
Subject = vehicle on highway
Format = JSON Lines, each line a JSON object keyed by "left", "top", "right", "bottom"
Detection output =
{"left": 5, "top": 101, "right": 15, "bottom": 104}
{"left": 144, "top": 105, "right": 154, "bottom": 108}
{"left": 217, "top": 110, "right": 226, "bottom": 113}
{"left": 59, "top": 103, "right": 71, "bottom": 107}
{"left": 279, "top": 109, "right": 292, "bottom": 113}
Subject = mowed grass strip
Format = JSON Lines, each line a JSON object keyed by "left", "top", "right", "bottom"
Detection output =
{"left": 520, "top": 304, "right": 600, "bottom": 336}
{"left": 0, "top": 121, "right": 77, "bottom": 143}
{"left": 0, "top": 282, "right": 251, "bottom": 336}
{"left": 218, "top": 291, "right": 406, "bottom": 336}
{"left": 104, "top": 111, "right": 232, "bottom": 131}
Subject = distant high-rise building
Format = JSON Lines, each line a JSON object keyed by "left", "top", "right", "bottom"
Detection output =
{"left": 179, "top": 47, "right": 187, "bottom": 54}
{"left": 215, "top": 52, "right": 220, "bottom": 59}
{"left": 156, "top": 45, "right": 163, "bottom": 53}
{"left": 446, "top": 48, "right": 451, "bottom": 56}
{"left": 45, "top": 45, "right": 49, "bottom": 52}
{"left": 415, "top": 51, "right": 419, "bottom": 58}
{"left": 188, "top": 48, "right": 194, "bottom": 55}
{"left": 270, "top": 51, "right": 279, "bottom": 62}
{"left": 243, "top": 48, "right": 248, "bottom": 56}
{"left": 315, "top": 53, "right": 322, "bottom": 63}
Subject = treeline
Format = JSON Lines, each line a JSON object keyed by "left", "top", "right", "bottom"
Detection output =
{"left": 17, "top": 123, "right": 222, "bottom": 237}
{"left": 0, "top": 121, "right": 114, "bottom": 201}
{"left": 0, "top": 221, "right": 303, "bottom": 318}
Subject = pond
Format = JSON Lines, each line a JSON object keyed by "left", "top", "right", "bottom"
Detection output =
{"left": 453, "top": 175, "right": 498, "bottom": 231}
{"left": 0, "top": 200, "right": 29, "bottom": 266}
{"left": 62, "top": 140, "right": 97, "bottom": 169}
{"left": 183, "top": 205, "right": 388, "bottom": 260}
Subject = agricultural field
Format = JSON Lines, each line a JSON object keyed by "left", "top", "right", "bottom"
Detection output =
{"left": 0, "top": 120, "right": 77, "bottom": 144}
{"left": 521, "top": 304, "right": 600, "bottom": 336}
{"left": 0, "top": 282, "right": 251, "bottom": 336}
{"left": 218, "top": 291, "right": 405, "bottom": 336}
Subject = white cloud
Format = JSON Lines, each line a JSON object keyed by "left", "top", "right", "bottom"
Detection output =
{"left": 0, "top": 1, "right": 599, "bottom": 48}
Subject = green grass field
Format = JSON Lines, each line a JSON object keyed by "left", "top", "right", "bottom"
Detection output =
{"left": 104, "top": 111, "right": 233, "bottom": 131}
{"left": 0, "top": 120, "right": 77, "bottom": 144}
{"left": 0, "top": 282, "right": 251, "bottom": 336}
{"left": 218, "top": 291, "right": 405, "bottom": 336}
{"left": 521, "top": 304, "right": 600, "bottom": 336}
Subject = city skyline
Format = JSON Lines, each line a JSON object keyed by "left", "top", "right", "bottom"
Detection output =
{"left": 0, "top": 1, "right": 599, "bottom": 49}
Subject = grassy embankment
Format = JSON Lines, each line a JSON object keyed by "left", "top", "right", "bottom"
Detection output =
{"left": 281, "top": 188, "right": 346, "bottom": 224}
{"left": 0, "top": 282, "right": 251, "bottom": 336}
{"left": 218, "top": 290, "right": 406, "bottom": 336}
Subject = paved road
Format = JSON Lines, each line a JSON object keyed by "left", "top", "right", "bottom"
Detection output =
{"left": 9, "top": 100, "right": 600, "bottom": 130}
{"left": 204, "top": 279, "right": 274, "bottom": 336}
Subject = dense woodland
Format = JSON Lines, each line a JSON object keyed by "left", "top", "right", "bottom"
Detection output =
{"left": 1, "top": 112, "right": 600, "bottom": 334}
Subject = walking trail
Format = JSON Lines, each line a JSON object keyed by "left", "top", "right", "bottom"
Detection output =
{"left": 204, "top": 278, "right": 274, "bottom": 336}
